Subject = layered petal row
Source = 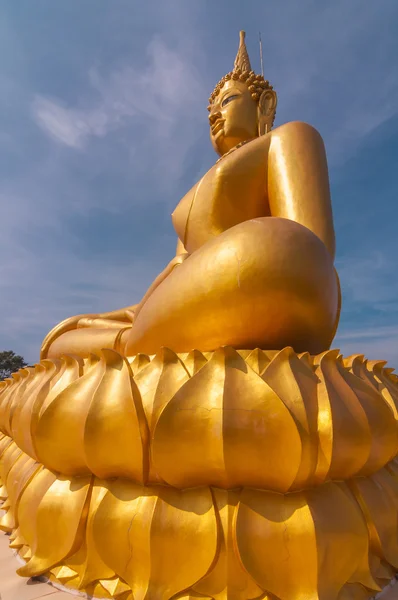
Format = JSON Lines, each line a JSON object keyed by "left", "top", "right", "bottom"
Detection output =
{"left": 2, "top": 437, "right": 398, "bottom": 600}
{"left": 1, "top": 347, "right": 398, "bottom": 599}
{"left": 0, "top": 347, "right": 397, "bottom": 490}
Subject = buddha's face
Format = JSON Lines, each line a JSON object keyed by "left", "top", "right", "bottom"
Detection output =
{"left": 209, "top": 79, "right": 258, "bottom": 155}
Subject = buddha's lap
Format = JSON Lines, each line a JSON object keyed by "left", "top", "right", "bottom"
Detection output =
{"left": 45, "top": 218, "right": 338, "bottom": 358}
{"left": 125, "top": 217, "right": 339, "bottom": 355}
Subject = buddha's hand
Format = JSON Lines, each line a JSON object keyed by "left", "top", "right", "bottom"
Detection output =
{"left": 125, "top": 309, "right": 136, "bottom": 323}
{"left": 40, "top": 313, "right": 97, "bottom": 359}
{"left": 75, "top": 304, "right": 140, "bottom": 329}
{"left": 77, "top": 317, "right": 132, "bottom": 329}
{"left": 174, "top": 252, "right": 189, "bottom": 266}
{"left": 168, "top": 252, "right": 189, "bottom": 273}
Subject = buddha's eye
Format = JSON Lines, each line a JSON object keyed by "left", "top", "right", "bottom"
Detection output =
{"left": 221, "top": 94, "right": 239, "bottom": 107}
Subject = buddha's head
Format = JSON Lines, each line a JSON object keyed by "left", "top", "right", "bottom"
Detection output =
{"left": 208, "top": 31, "right": 277, "bottom": 156}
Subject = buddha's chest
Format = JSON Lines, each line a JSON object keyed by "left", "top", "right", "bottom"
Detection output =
{"left": 172, "top": 140, "right": 270, "bottom": 253}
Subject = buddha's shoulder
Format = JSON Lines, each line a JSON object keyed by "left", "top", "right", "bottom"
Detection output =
{"left": 224, "top": 121, "right": 324, "bottom": 158}
{"left": 271, "top": 121, "right": 324, "bottom": 141}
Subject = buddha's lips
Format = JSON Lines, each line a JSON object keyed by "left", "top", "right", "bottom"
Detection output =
{"left": 211, "top": 119, "right": 224, "bottom": 135}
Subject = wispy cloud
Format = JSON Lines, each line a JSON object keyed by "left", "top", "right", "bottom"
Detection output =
{"left": 335, "top": 325, "right": 398, "bottom": 368}
{"left": 337, "top": 326, "right": 398, "bottom": 342}
{"left": 337, "top": 252, "right": 398, "bottom": 307}
{"left": 32, "top": 36, "right": 207, "bottom": 164}
{"left": 335, "top": 250, "right": 398, "bottom": 367}
{"left": 265, "top": 1, "right": 398, "bottom": 164}
{"left": 1, "top": 27, "right": 208, "bottom": 363}
{"left": 32, "top": 96, "right": 109, "bottom": 149}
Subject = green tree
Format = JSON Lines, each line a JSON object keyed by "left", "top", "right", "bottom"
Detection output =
{"left": 0, "top": 350, "right": 28, "bottom": 381}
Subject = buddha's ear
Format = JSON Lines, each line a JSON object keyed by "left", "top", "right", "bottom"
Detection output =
{"left": 257, "top": 89, "right": 277, "bottom": 136}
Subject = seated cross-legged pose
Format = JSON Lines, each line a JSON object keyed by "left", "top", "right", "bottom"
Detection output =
{"left": 41, "top": 31, "right": 340, "bottom": 360}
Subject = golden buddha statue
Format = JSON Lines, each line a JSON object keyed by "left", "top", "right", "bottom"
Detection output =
{"left": 1, "top": 31, "right": 398, "bottom": 600}
{"left": 41, "top": 30, "right": 339, "bottom": 361}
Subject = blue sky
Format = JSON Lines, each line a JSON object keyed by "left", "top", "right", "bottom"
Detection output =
{"left": 1, "top": 1, "right": 398, "bottom": 367}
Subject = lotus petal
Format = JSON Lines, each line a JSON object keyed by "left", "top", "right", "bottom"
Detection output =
{"left": 83, "top": 350, "right": 149, "bottom": 482}
{"left": 153, "top": 347, "right": 301, "bottom": 490}
{"left": 262, "top": 347, "right": 319, "bottom": 489}
{"left": 18, "top": 474, "right": 92, "bottom": 577}
{"left": 193, "top": 488, "right": 264, "bottom": 600}
{"left": 92, "top": 480, "right": 217, "bottom": 600}
{"left": 350, "top": 468, "right": 398, "bottom": 567}
{"left": 17, "top": 466, "right": 57, "bottom": 552}
{"left": 66, "top": 479, "right": 115, "bottom": 588}
{"left": 134, "top": 347, "right": 190, "bottom": 433}
{"left": 235, "top": 482, "right": 378, "bottom": 600}
{"left": 314, "top": 351, "right": 371, "bottom": 482}
{"left": 12, "top": 360, "right": 63, "bottom": 459}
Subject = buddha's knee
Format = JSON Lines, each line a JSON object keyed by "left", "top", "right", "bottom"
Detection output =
{"left": 127, "top": 216, "right": 339, "bottom": 356}
{"left": 221, "top": 216, "right": 336, "bottom": 293}
{"left": 219, "top": 217, "right": 339, "bottom": 348}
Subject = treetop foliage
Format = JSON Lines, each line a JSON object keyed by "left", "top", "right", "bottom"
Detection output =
{"left": 0, "top": 350, "right": 28, "bottom": 381}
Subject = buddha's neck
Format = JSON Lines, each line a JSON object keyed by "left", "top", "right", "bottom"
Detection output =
{"left": 216, "top": 137, "right": 256, "bottom": 164}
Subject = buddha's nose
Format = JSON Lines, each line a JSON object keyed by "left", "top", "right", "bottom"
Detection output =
{"left": 209, "top": 110, "right": 222, "bottom": 126}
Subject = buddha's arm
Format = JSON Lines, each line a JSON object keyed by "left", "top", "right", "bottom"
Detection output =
{"left": 132, "top": 241, "right": 188, "bottom": 321}
{"left": 80, "top": 240, "right": 188, "bottom": 325}
{"left": 95, "top": 306, "right": 137, "bottom": 322}
{"left": 41, "top": 243, "right": 188, "bottom": 358}
{"left": 268, "top": 121, "right": 336, "bottom": 259}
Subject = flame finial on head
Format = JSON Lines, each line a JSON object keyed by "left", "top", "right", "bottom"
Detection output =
{"left": 234, "top": 31, "right": 252, "bottom": 73}
{"left": 208, "top": 31, "right": 277, "bottom": 132}
{"left": 208, "top": 31, "right": 274, "bottom": 108}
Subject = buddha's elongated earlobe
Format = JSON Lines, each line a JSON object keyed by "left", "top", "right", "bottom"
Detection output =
{"left": 257, "top": 88, "right": 277, "bottom": 136}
